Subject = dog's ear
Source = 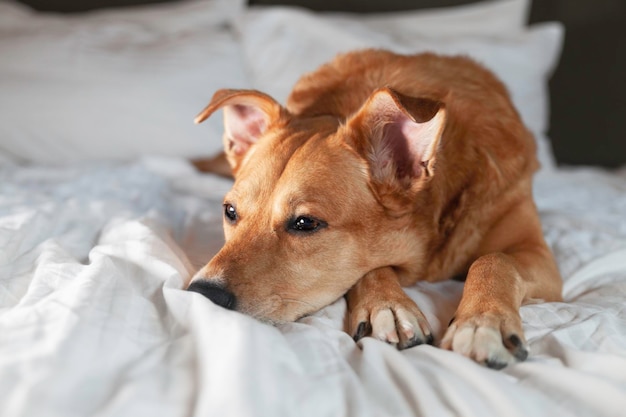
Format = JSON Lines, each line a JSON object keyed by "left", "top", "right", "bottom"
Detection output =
{"left": 195, "top": 89, "right": 287, "bottom": 174}
{"left": 347, "top": 87, "right": 446, "bottom": 189}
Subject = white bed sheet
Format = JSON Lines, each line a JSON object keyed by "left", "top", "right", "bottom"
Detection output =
{"left": 1, "top": 157, "right": 625, "bottom": 417}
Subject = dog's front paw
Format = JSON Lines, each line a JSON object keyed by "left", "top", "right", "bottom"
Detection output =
{"left": 350, "top": 302, "right": 434, "bottom": 350}
{"left": 346, "top": 267, "right": 434, "bottom": 350}
{"left": 440, "top": 312, "right": 528, "bottom": 369}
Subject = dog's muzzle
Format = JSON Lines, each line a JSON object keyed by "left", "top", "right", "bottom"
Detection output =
{"left": 187, "top": 280, "right": 236, "bottom": 310}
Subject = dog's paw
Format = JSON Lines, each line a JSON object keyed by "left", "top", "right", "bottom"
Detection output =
{"left": 440, "top": 313, "right": 528, "bottom": 369}
{"left": 349, "top": 301, "right": 434, "bottom": 350}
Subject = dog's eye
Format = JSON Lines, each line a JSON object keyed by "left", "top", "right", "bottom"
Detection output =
{"left": 224, "top": 203, "right": 238, "bottom": 223}
{"left": 289, "top": 216, "right": 326, "bottom": 233}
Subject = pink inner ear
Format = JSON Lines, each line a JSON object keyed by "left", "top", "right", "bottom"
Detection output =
{"left": 355, "top": 88, "right": 446, "bottom": 182}
{"left": 224, "top": 104, "right": 268, "bottom": 155}
{"left": 381, "top": 118, "right": 414, "bottom": 178}
{"left": 380, "top": 114, "right": 441, "bottom": 178}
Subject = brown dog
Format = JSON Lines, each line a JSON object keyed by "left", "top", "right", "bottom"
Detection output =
{"left": 188, "top": 49, "right": 562, "bottom": 369}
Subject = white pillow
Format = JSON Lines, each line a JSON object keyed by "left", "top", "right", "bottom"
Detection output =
{"left": 326, "top": 0, "right": 530, "bottom": 39}
{"left": 0, "top": 0, "right": 248, "bottom": 164}
{"left": 238, "top": 2, "right": 563, "bottom": 169}
{"left": 239, "top": 0, "right": 531, "bottom": 103}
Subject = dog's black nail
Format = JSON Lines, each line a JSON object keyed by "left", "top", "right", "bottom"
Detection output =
{"left": 508, "top": 334, "right": 523, "bottom": 347}
{"left": 399, "top": 336, "right": 420, "bottom": 350}
{"left": 514, "top": 347, "right": 529, "bottom": 361}
{"left": 485, "top": 359, "right": 508, "bottom": 370}
{"left": 353, "top": 321, "right": 370, "bottom": 342}
{"left": 508, "top": 334, "right": 529, "bottom": 361}
{"left": 399, "top": 332, "right": 434, "bottom": 350}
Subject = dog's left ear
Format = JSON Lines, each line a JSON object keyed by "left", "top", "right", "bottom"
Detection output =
{"left": 195, "top": 89, "right": 287, "bottom": 175}
{"left": 347, "top": 87, "right": 446, "bottom": 188}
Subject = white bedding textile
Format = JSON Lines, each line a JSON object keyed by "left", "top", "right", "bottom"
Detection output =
{"left": 1, "top": 158, "right": 626, "bottom": 417}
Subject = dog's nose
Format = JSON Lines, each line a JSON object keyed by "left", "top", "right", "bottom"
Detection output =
{"left": 187, "top": 280, "right": 236, "bottom": 310}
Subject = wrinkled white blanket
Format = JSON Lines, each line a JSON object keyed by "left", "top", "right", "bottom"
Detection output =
{"left": 1, "top": 157, "right": 625, "bottom": 417}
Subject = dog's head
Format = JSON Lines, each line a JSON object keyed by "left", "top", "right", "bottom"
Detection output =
{"left": 188, "top": 88, "right": 446, "bottom": 323}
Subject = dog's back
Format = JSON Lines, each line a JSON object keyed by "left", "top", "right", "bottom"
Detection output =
{"left": 289, "top": 50, "right": 534, "bottom": 162}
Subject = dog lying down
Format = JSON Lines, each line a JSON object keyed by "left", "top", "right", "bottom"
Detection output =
{"left": 188, "top": 49, "right": 562, "bottom": 369}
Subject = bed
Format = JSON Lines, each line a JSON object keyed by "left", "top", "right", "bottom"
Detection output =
{"left": 1, "top": 0, "right": 626, "bottom": 416}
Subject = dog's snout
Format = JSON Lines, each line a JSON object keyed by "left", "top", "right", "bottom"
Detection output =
{"left": 187, "top": 280, "right": 236, "bottom": 310}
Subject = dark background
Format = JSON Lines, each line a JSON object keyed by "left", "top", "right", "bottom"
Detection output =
{"left": 14, "top": 0, "right": 626, "bottom": 168}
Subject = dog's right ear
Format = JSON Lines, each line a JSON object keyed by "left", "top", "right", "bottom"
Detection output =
{"left": 195, "top": 89, "right": 287, "bottom": 175}
{"left": 345, "top": 87, "right": 446, "bottom": 212}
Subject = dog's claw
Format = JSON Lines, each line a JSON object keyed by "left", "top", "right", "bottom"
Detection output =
{"left": 397, "top": 325, "right": 434, "bottom": 349}
{"left": 353, "top": 321, "right": 371, "bottom": 342}
{"left": 506, "top": 334, "right": 529, "bottom": 361}
{"left": 485, "top": 359, "right": 509, "bottom": 370}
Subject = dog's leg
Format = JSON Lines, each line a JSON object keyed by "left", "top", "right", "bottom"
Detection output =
{"left": 191, "top": 152, "right": 233, "bottom": 178}
{"left": 441, "top": 201, "right": 562, "bottom": 369}
{"left": 346, "top": 266, "right": 434, "bottom": 350}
